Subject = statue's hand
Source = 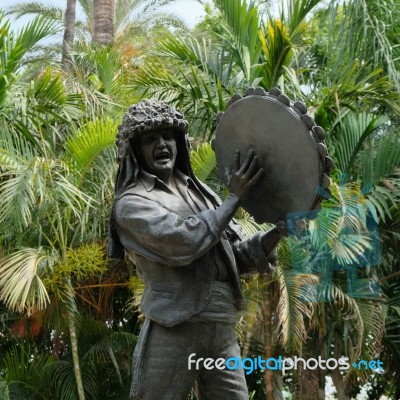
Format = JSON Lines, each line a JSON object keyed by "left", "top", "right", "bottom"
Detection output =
{"left": 227, "top": 149, "right": 264, "bottom": 201}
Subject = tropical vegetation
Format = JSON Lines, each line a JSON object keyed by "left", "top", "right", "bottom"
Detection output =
{"left": 0, "top": 0, "right": 399, "bottom": 399}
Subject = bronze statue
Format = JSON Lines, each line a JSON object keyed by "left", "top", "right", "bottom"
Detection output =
{"left": 108, "top": 99, "right": 285, "bottom": 400}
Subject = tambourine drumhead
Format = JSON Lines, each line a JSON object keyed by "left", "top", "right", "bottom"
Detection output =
{"left": 214, "top": 95, "right": 322, "bottom": 223}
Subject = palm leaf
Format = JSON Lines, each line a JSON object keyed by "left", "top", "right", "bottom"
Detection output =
{"left": 1, "top": 344, "right": 54, "bottom": 398}
{"left": 82, "top": 331, "right": 136, "bottom": 385}
{"left": 0, "top": 248, "right": 53, "bottom": 312}
{"left": 275, "top": 263, "right": 317, "bottom": 352}
{"left": 190, "top": 141, "right": 217, "bottom": 182}
{"left": 0, "top": 149, "right": 40, "bottom": 228}
{"left": 281, "top": 0, "right": 323, "bottom": 33}
{"left": 0, "top": 147, "right": 94, "bottom": 244}
{"left": 5, "top": 2, "right": 63, "bottom": 21}
{"left": 115, "top": 0, "right": 185, "bottom": 32}
{"left": 235, "top": 209, "right": 271, "bottom": 236}
{"left": 65, "top": 117, "right": 118, "bottom": 177}
{"left": 327, "top": 0, "right": 400, "bottom": 88}
{"left": 318, "top": 61, "right": 400, "bottom": 117}
{"left": 361, "top": 132, "right": 400, "bottom": 186}
{"left": 0, "top": 381, "right": 10, "bottom": 400}
{"left": 214, "top": 0, "right": 262, "bottom": 82}
{"left": 259, "top": 18, "right": 294, "bottom": 89}
{"left": 333, "top": 112, "right": 389, "bottom": 173}
{"left": 46, "top": 360, "right": 79, "bottom": 400}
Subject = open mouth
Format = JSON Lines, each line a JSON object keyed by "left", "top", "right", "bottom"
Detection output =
{"left": 155, "top": 151, "right": 170, "bottom": 162}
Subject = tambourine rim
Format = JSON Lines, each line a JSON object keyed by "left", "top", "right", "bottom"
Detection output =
{"left": 214, "top": 94, "right": 324, "bottom": 223}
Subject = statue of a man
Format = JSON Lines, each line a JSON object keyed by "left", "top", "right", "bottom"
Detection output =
{"left": 108, "top": 99, "right": 285, "bottom": 400}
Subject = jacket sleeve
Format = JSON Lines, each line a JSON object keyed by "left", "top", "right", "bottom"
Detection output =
{"left": 115, "top": 194, "right": 224, "bottom": 266}
{"left": 231, "top": 232, "right": 270, "bottom": 275}
{"left": 226, "top": 221, "right": 276, "bottom": 275}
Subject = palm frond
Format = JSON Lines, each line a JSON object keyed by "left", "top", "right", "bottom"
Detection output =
{"left": 275, "top": 263, "right": 317, "bottom": 352}
{"left": 91, "top": 47, "right": 125, "bottom": 97}
{"left": 1, "top": 344, "right": 54, "bottom": 398}
{"left": 357, "top": 299, "right": 384, "bottom": 360}
{"left": 78, "top": 0, "right": 93, "bottom": 24}
{"left": 333, "top": 112, "right": 389, "bottom": 173}
{"left": 66, "top": 117, "right": 118, "bottom": 177}
{"left": 0, "top": 15, "right": 58, "bottom": 106}
{"left": 330, "top": 0, "right": 400, "bottom": 88}
{"left": 0, "top": 147, "right": 94, "bottom": 246}
{"left": 14, "top": 14, "right": 61, "bottom": 56}
{"left": 0, "top": 149, "right": 42, "bottom": 228}
{"left": 235, "top": 209, "right": 271, "bottom": 236}
{"left": 259, "top": 18, "right": 294, "bottom": 89}
{"left": 28, "top": 67, "right": 68, "bottom": 110}
{"left": 82, "top": 331, "right": 136, "bottom": 384}
{"left": 0, "top": 248, "right": 53, "bottom": 313}
{"left": 134, "top": 56, "right": 226, "bottom": 136}
{"left": 0, "top": 381, "right": 10, "bottom": 400}
{"left": 309, "top": 283, "right": 365, "bottom": 366}
{"left": 282, "top": 0, "right": 322, "bottom": 34}
{"left": 361, "top": 132, "right": 400, "bottom": 187}
{"left": 6, "top": 2, "right": 63, "bottom": 21}
{"left": 114, "top": 0, "right": 184, "bottom": 32}
{"left": 46, "top": 360, "right": 79, "bottom": 400}
{"left": 214, "top": 0, "right": 262, "bottom": 83}
{"left": 190, "top": 141, "right": 217, "bottom": 182}
{"left": 154, "top": 35, "right": 229, "bottom": 84}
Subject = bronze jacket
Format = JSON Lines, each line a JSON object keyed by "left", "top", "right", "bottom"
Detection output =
{"left": 114, "top": 170, "right": 269, "bottom": 327}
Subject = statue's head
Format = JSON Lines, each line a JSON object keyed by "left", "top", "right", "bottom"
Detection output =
{"left": 114, "top": 99, "right": 191, "bottom": 191}
{"left": 117, "top": 99, "right": 188, "bottom": 160}
{"left": 117, "top": 100, "right": 188, "bottom": 183}
{"left": 109, "top": 99, "right": 192, "bottom": 259}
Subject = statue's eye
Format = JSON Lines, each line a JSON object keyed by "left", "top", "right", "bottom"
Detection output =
{"left": 143, "top": 135, "right": 157, "bottom": 144}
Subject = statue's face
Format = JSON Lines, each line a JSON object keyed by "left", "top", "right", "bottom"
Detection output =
{"left": 137, "top": 129, "right": 177, "bottom": 182}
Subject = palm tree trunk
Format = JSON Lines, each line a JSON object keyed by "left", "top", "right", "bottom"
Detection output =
{"left": 263, "top": 286, "right": 274, "bottom": 400}
{"left": 330, "top": 367, "right": 351, "bottom": 400}
{"left": 331, "top": 335, "right": 351, "bottom": 400}
{"left": 294, "top": 363, "right": 321, "bottom": 400}
{"left": 61, "top": 0, "right": 76, "bottom": 70}
{"left": 66, "top": 281, "right": 86, "bottom": 400}
{"left": 70, "top": 316, "right": 86, "bottom": 400}
{"left": 93, "top": 0, "right": 114, "bottom": 45}
{"left": 293, "top": 335, "right": 325, "bottom": 400}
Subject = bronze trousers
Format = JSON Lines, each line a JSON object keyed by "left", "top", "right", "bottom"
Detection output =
{"left": 130, "top": 319, "right": 248, "bottom": 400}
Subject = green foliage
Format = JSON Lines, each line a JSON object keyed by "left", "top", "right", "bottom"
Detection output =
{"left": 65, "top": 117, "right": 118, "bottom": 176}
{"left": 190, "top": 142, "right": 217, "bottom": 182}
{"left": 213, "top": 0, "right": 263, "bottom": 83}
{"left": 259, "top": 18, "right": 293, "bottom": 89}
{"left": 331, "top": 112, "right": 389, "bottom": 173}
{"left": 0, "top": 345, "right": 55, "bottom": 399}
{"left": 126, "top": 276, "right": 145, "bottom": 320}
{"left": 0, "top": 15, "right": 61, "bottom": 104}
{"left": 43, "top": 243, "right": 107, "bottom": 296}
{"left": 5, "top": 2, "right": 63, "bottom": 21}
{"left": 0, "top": 248, "right": 52, "bottom": 313}
{"left": 275, "top": 262, "right": 316, "bottom": 352}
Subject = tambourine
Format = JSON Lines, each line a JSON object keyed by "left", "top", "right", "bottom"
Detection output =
{"left": 213, "top": 87, "right": 334, "bottom": 223}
